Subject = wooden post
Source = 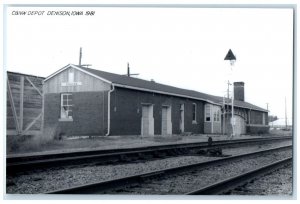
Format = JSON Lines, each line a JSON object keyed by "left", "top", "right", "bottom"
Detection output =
{"left": 41, "top": 81, "right": 45, "bottom": 134}
{"left": 25, "top": 76, "right": 43, "bottom": 135}
{"left": 23, "top": 113, "right": 42, "bottom": 134}
{"left": 7, "top": 78, "right": 21, "bottom": 134}
{"left": 25, "top": 77, "right": 42, "bottom": 96}
{"left": 19, "top": 76, "right": 24, "bottom": 133}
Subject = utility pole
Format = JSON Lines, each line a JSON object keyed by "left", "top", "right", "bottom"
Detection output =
{"left": 285, "top": 97, "right": 288, "bottom": 129}
{"left": 222, "top": 96, "right": 226, "bottom": 135}
{"left": 224, "top": 49, "right": 236, "bottom": 138}
{"left": 127, "top": 63, "right": 130, "bottom": 76}
{"left": 225, "top": 80, "right": 231, "bottom": 135}
{"left": 79, "top": 47, "right": 82, "bottom": 66}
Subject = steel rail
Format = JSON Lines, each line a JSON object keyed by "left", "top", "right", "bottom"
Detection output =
{"left": 8, "top": 136, "right": 291, "bottom": 161}
{"left": 6, "top": 136, "right": 292, "bottom": 165}
{"left": 186, "top": 157, "right": 292, "bottom": 195}
{"left": 6, "top": 137, "right": 291, "bottom": 174}
{"left": 46, "top": 144, "right": 292, "bottom": 194}
{"left": 7, "top": 136, "right": 291, "bottom": 174}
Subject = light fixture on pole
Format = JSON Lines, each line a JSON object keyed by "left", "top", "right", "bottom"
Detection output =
{"left": 224, "top": 49, "right": 236, "bottom": 137}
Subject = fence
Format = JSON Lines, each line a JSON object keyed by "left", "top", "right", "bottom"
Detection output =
{"left": 6, "top": 71, "right": 44, "bottom": 136}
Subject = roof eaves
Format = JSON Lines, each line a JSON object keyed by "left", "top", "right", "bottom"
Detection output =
{"left": 113, "top": 83, "right": 222, "bottom": 106}
{"left": 235, "top": 104, "right": 268, "bottom": 113}
{"left": 44, "top": 64, "right": 71, "bottom": 82}
{"left": 43, "top": 64, "right": 112, "bottom": 85}
{"left": 69, "top": 64, "right": 112, "bottom": 84}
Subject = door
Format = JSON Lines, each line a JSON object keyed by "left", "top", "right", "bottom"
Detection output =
{"left": 161, "top": 106, "right": 172, "bottom": 135}
{"left": 235, "top": 115, "right": 246, "bottom": 135}
{"left": 180, "top": 104, "right": 184, "bottom": 133}
{"left": 141, "top": 104, "right": 154, "bottom": 136}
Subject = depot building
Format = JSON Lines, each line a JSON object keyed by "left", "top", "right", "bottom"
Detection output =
{"left": 43, "top": 64, "right": 269, "bottom": 137}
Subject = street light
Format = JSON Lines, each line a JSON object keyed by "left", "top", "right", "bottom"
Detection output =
{"left": 224, "top": 49, "right": 236, "bottom": 137}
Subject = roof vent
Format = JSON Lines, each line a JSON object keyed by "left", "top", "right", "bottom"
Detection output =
{"left": 150, "top": 79, "right": 155, "bottom": 83}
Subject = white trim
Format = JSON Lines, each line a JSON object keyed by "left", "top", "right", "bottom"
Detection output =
{"left": 205, "top": 104, "right": 211, "bottom": 122}
{"left": 113, "top": 83, "right": 221, "bottom": 106}
{"left": 60, "top": 93, "right": 73, "bottom": 120}
{"left": 44, "top": 64, "right": 112, "bottom": 84}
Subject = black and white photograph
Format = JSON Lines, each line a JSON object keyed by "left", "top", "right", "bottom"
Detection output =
{"left": 2, "top": 0, "right": 296, "bottom": 200}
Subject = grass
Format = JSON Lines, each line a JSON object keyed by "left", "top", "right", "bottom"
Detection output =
{"left": 6, "top": 124, "right": 60, "bottom": 154}
{"left": 268, "top": 128, "right": 293, "bottom": 137}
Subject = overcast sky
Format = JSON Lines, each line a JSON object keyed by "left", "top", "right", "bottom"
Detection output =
{"left": 5, "top": 6, "right": 293, "bottom": 124}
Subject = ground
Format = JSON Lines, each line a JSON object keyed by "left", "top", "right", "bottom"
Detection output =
{"left": 6, "top": 128, "right": 292, "bottom": 156}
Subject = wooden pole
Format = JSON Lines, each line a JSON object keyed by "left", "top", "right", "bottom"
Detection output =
{"left": 19, "top": 76, "right": 24, "bottom": 133}
{"left": 285, "top": 97, "right": 288, "bottom": 129}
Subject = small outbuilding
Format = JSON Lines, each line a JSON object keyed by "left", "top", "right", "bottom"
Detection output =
{"left": 43, "top": 64, "right": 269, "bottom": 137}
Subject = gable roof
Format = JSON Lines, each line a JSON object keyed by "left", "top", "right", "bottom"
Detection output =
{"left": 44, "top": 64, "right": 267, "bottom": 112}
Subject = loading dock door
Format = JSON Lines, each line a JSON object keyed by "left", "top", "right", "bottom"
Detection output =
{"left": 162, "top": 106, "right": 172, "bottom": 135}
{"left": 141, "top": 104, "right": 154, "bottom": 136}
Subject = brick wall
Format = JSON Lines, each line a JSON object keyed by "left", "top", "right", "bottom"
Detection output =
{"left": 44, "top": 91, "right": 108, "bottom": 136}
{"left": 246, "top": 125, "right": 270, "bottom": 134}
{"left": 249, "top": 110, "right": 268, "bottom": 125}
{"left": 110, "top": 87, "right": 205, "bottom": 135}
{"left": 250, "top": 110, "right": 264, "bottom": 124}
{"left": 247, "top": 110, "right": 269, "bottom": 134}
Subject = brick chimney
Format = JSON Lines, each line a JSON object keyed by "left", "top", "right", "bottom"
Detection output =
{"left": 234, "top": 82, "right": 245, "bottom": 101}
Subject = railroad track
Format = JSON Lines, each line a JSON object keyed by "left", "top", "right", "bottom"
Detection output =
{"left": 186, "top": 157, "right": 292, "bottom": 195}
{"left": 6, "top": 136, "right": 291, "bottom": 174}
{"left": 46, "top": 144, "right": 292, "bottom": 194}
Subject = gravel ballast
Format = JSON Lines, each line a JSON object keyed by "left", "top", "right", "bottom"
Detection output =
{"left": 6, "top": 141, "right": 292, "bottom": 194}
{"left": 105, "top": 149, "right": 292, "bottom": 194}
{"left": 226, "top": 163, "right": 293, "bottom": 195}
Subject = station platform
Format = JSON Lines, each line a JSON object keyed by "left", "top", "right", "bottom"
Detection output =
{"left": 6, "top": 133, "right": 282, "bottom": 157}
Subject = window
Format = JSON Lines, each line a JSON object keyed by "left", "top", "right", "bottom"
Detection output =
{"left": 60, "top": 93, "right": 73, "bottom": 120}
{"left": 206, "top": 104, "right": 221, "bottom": 122}
{"left": 213, "top": 112, "right": 217, "bottom": 121}
{"left": 217, "top": 110, "right": 220, "bottom": 121}
{"left": 214, "top": 109, "right": 220, "bottom": 122}
{"left": 205, "top": 104, "right": 211, "bottom": 122}
{"left": 192, "top": 103, "right": 197, "bottom": 122}
{"left": 213, "top": 106, "right": 221, "bottom": 122}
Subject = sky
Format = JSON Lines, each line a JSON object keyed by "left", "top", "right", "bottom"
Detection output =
{"left": 5, "top": 6, "right": 294, "bottom": 124}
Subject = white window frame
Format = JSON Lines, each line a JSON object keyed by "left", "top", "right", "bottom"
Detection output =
{"left": 205, "top": 104, "right": 211, "bottom": 122}
{"left": 192, "top": 103, "right": 197, "bottom": 123}
{"left": 59, "top": 93, "right": 73, "bottom": 121}
{"left": 213, "top": 106, "right": 221, "bottom": 122}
